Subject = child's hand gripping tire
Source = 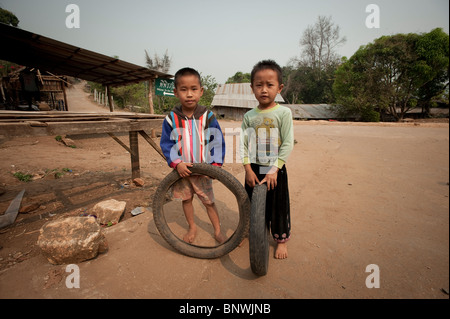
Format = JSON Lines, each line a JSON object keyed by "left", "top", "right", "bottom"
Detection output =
{"left": 150, "top": 163, "right": 250, "bottom": 259}
{"left": 249, "top": 184, "right": 269, "bottom": 276}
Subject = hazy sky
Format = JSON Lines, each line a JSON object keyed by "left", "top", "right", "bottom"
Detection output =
{"left": 1, "top": 0, "right": 449, "bottom": 83}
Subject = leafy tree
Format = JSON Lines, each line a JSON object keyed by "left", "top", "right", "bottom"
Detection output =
{"left": 333, "top": 29, "right": 449, "bottom": 121}
{"left": 199, "top": 74, "right": 218, "bottom": 108}
{"left": 282, "top": 63, "right": 337, "bottom": 104}
{"left": 282, "top": 63, "right": 304, "bottom": 104}
{"left": 415, "top": 28, "right": 450, "bottom": 116}
{"left": 0, "top": 7, "right": 19, "bottom": 26}
{"left": 226, "top": 71, "right": 251, "bottom": 84}
{"left": 112, "top": 83, "right": 149, "bottom": 110}
{"left": 332, "top": 56, "right": 381, "bottom": 121}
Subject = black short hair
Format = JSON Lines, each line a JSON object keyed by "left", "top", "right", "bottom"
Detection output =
{"left": 174, "top": 67, "right": 202, "bottom": 88}
{"left": 250, "top": 60, "right": 283, "bottom": 85}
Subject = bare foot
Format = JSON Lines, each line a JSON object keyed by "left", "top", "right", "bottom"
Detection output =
{"left": 214, "top": 231, "right": 226, "bottom": 244}
{"left": 274, "top": 242, "right": 288, "bottom": 259}
{"left": 183, "top": 226, "right": 197, "bottom": 243}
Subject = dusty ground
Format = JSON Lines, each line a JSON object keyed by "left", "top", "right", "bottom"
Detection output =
{"left": 0, "top": 83, "right": 448, "bottom": 299}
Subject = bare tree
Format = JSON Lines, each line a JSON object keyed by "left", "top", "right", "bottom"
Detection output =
{"left": 144, "top": 50, "right": 172, "bottom": 114}
{"left": 300, "top": 16, "right": 346, "bottom": 74}
{"left": 145, "top": 49, "right": 171, "bottom": 73}
{"left": 282, "top": 16, "right": 346, "bottom": 104}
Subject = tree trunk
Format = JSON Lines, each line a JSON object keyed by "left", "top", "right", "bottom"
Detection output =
{"left": 148, "top": 80, "right": 154, "bottom": 114}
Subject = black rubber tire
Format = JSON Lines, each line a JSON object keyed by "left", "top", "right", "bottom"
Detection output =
{"left": 249, "top": 184, "right": 269, "bottom": 276}
{"left": 151, "top": 163, "right": 250, "bottom": 259}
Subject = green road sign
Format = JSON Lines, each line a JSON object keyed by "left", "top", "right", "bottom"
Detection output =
{"left": 155, "top": 78, "right": 175, "bottom": 97}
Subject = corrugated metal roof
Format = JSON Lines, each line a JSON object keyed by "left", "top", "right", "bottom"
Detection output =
{"left": 286, "top": 104, "right": 338, "bottom": 119}
{"left": 0, "top": 23, "right": 172, "bottom": 87}
{"left": 211, "top": 83, "right": 284, "bottom": 109}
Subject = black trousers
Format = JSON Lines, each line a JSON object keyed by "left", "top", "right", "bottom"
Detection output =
{"left": 23, "top": 90, "right": 40, "bottom": 108}
{"left": 245, "top": 164, "right": 291, "bottom": 242}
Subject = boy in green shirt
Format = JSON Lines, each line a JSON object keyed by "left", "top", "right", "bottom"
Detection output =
{"left": 240, "top": 60, "right": 294, "bottom": 259}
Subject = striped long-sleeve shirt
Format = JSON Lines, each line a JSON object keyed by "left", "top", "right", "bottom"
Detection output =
{"left": 160, "top": 105, "right": 225, "bottom": 168}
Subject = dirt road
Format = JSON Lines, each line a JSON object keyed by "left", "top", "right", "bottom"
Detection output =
{"left": 65, "top": 81, "right": 111, "bottom": 113}
{"left": 0, "top": 84, "right": 448, "bottom": 299}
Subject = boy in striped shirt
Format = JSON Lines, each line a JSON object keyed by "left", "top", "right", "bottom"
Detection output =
{"left": 160, "top": 67, "right": 226, "bottom": 244}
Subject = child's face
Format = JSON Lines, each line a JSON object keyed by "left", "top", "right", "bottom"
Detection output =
{"left": 174, "top": 74, "right": 204, "bottom": 111}
{"left": 251, "top": 69, "right": 284, "bottom": 109}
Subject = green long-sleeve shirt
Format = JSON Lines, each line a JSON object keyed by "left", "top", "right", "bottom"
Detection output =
{"left": 240, "top": 104, "right": 294, "bottom": 169}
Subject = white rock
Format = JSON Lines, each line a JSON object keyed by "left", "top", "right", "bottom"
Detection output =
{"left": 92, "top": 199, "right": 126, "bottom": 225}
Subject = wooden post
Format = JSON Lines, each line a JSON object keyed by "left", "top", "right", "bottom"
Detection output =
{"left": 107, "top": 85, "right": 114, "bottom": 112}
{"left": 1, "top": 82, "right": 6, "bottom": 102}
{"left": 61, "top": 81, "right": 68, "bottom": 111}
{"left": 129, "top": 131, "right": 140, "bottom": 179}
{"left": 148, "top": 80, "right": 154, "bottom": 114}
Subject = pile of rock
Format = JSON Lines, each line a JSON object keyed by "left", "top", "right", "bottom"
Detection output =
{"left": 37, "top": 198, "right": 127, "bottom": 265}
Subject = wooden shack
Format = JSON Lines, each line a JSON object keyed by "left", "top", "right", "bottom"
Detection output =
{"left": 2, "top": 67, "right": 69, "bottom": 110}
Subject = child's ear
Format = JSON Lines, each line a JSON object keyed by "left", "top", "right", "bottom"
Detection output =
{"left": 278, "top": 84, "right": 284, "bottom": 93}
{"left": 173, "top": 88, "right": 178, "bottom": 98}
